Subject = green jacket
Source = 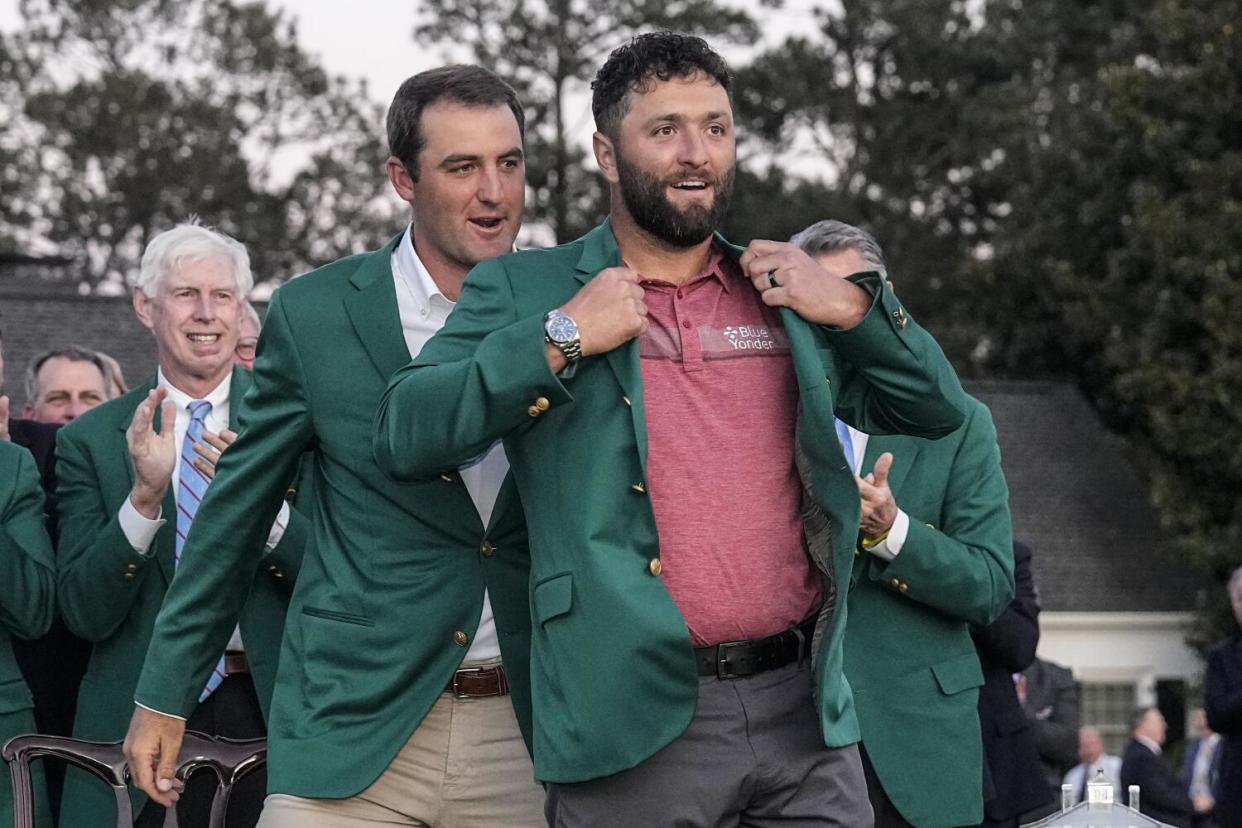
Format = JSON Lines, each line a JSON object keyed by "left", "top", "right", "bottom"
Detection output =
{"left": 55, "top": 369, "right": 307, "bottom": 825}
{"left": 843, "top": 395, "right": 1014, "bottom": 827}
{"left": 374, "top": 220, "right": 969, "bottom": 783}
{"left": 132, "top": 237, "right": 534, "bottom": 800}
{"left": 0, "top": 441, "right": 54, "bottom": 826}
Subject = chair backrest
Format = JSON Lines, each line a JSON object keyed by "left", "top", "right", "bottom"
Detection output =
{"left": 3, "top": 731, "right": 266, "bottom": 828}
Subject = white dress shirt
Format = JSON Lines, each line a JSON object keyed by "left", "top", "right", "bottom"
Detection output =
{"left": 392, "top": 227, "right": 505, "bottom": 665}
{"left": 841, "top": 425, "right": 910, "bottom": 561}
{"left": 119, "top": 369, "right": 291, "bottom": 653}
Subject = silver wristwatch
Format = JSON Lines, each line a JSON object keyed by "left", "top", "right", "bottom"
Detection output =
{"left": 543, "top": 308, "right": 582, "bottom": 365}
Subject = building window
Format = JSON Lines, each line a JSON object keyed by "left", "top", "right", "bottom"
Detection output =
{"left": 1082, "top": 681, "right": 1136, "bottom": 755}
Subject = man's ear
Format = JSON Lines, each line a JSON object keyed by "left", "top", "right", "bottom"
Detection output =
{"left": 593, "top": 131, "right": 620, "bottom": 185}
{"left": 132, "top": 287, "right": 155, "bottom": 331}
{"left": 386, "top": 156, "right": 417, "bottom": 203}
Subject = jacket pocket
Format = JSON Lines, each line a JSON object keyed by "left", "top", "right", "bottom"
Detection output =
{"left": 931, "top": 651, "right": 984, "bottom": 696}
{"left": 533, "top": 572, "right": 573, "bottom": 625}
{"left": 301, "top": 606, "right": 374, "bottom": 627}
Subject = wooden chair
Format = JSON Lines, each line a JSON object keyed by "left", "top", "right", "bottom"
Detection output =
{"left": 3, "top": 731, "right": 266, "bottom": 828}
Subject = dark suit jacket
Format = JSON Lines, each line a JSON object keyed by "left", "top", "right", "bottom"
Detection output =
{"left": 1205, "top": 634, "right": 1242, "bottom": 827}
{"left": 972, "top": 540, "right": 1053, "bottom": 820}
{"left": 6, "top": 422, "right": 57, "bottom": 506}
{"left": 1022, "top": 657, "right": 1081, "bottom": 787}
{"left": 1121, "top": 739, "right": 1194, "bottom": 828}
{"left": 1181, "top": 734, "right": 1222, "bottom": 802}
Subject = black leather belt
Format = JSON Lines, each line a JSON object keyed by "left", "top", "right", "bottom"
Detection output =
{"left": 694, "top": 618, "right": 816, "bottom": 679}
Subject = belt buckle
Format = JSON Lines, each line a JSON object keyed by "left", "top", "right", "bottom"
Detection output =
{"left": 451, "top": 666, "right": 486, "bottom": 698}
{"left": 715, "top": 640, "right": 747, "bottom": 679}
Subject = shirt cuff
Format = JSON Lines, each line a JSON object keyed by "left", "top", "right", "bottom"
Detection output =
{"left": 265, "top": 501, "right": 290, "bottom": 551}
{"left": 119, "top": 496, "right": 165, "bottom": 556}
{"left": 134, "top": 700, "right": 186, "bottom": 722}
{"left": 866, "top": 509, "right": 910, "bottom": 562}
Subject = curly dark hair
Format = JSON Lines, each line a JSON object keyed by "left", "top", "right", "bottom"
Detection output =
{"left": 590, "top": 31, "right": 732, "bottom": 138}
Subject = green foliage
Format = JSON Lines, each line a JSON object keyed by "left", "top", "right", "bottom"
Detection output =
{"left": 988, "top": 0, "right": 1242, "bottom": 642}
{"left": 1, "top": 0, "right": 396, "bottom": 291}
{"left": 415, "top": 0, "right": 766, "bottom": 242}
{"left": 740, "top": 0, "right": 1242, "bottom": 640}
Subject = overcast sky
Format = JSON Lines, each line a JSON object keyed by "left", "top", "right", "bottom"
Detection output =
{"left": 0, "top": 0, "right": 826, "bottom": 105}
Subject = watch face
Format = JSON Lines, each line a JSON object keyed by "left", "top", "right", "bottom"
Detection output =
{"left": 546, "top": 312, "right": 578, "bottom": 343}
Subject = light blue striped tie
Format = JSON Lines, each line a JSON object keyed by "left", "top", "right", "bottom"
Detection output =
{"left": 835, "top": 418, "right": 856, "bottom": 474}
{"left": 176, "top": 400, "right": 227, "bottom": 701}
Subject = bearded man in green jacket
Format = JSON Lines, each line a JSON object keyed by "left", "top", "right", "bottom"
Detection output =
{"left": 376, "top": 32, "right": 969, "bottom": 828}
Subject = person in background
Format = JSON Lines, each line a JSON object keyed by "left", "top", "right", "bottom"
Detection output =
{"left": 1121, "top": 706, "right": 1197, "bottom": 828}
{"left": 793, "top": 219, "right": 1014, "bottom": 828}
{"left": 55, "top": 221, "right": 308, "bottom": 828}
{"left": 970, "top": 540, "right": 1052, "bottom": 827}
{"left": 1019, "top": 655, "right": 1082, "bottom": 809}
{"left": 1204, "top": 567, "right": 1242, "bottom": 828}
{"left": 1182, "top": 707, "right": 1221, "bottom": 827}
{"left": 1062, "top": 726, "right": 1123, "bottom": 803}
{"left": 22, "top": 346, "right": 110, "bottom": 424}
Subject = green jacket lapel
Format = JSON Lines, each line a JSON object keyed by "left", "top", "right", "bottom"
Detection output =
{"left": 574, "top": 222, "right": 650, "bottom": 472}
{"left": 344, "top": 234, "right": 409, "bottom": 381}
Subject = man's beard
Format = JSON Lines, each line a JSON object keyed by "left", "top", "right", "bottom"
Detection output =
{"left": 616, "top": 156, "right": 734, "bottom": 248}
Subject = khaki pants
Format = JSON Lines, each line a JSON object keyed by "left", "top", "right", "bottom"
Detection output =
{"left": 259, "top": 692, "right": 544, "bottom": 827}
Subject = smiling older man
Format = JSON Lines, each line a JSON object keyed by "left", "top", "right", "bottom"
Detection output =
{"left": 54, "top": 222, "right": 308, "bottom": 828}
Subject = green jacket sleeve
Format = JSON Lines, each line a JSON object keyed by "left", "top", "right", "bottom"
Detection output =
{"left": 0, "top": 445, "right": 55, "bottom": 640}
{"left": 868, "top": 404, "right": 1014, "bottom": 626}
{"left": 824, "top": 272, "right": 966, "bottom": 439}
{"left": 375, "top": 258, "right": 571, "bottom": 481}
{"left": 135, "top": 290, "right": 314, "bottom": 717}
{"left": 55, "top": 418, "right": 159, "bottom": 641}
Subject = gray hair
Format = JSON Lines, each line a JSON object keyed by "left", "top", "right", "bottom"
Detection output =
{"left": 790, "top": 220, "right": 887, "bottom": 273}
{"left": 1228, "top": 566, "right": 1242, "bottom": 595}
{"left": 25, "top": 346, "right": 110, "bottom": 406}
{"left": 134, "top": 221, "right": 253, "bottom": 298}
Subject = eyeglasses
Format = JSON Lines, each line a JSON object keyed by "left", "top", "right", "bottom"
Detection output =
{"left": 235, "top": 338, "right": 258, "bottom": 359}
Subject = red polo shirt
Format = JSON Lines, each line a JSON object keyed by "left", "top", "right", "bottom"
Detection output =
{"left": 638, "top": 247, "right": 822, "bottom": 646}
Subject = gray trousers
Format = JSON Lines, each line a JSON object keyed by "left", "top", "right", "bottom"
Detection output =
{"left": 545, "top": 663, "right": 874, "bottom": 828}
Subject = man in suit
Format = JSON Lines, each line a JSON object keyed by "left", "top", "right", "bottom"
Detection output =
{"left": 1122, "top": 706, "right": 1196, "bottom": 827}
{"left": 971, "top": 541, "right": 1053, "bottom": 827}
{"left": 55, "top": 222, "right": 308, "bottom": 828}
{"left": 124, "top": 66, "right": 544, "bottom": 827}
{"left": 0, "top": 440, "right": 56, "bottom": 827}
{"left": 789, "top": 220, "right": 1015, "bottom": 827}
{"left": 1063, "top": 726, "right": 1123, "bottom": 803}
{"left": 1182, "top": 708, "right": 1221, "bottom": 826}
{"left": 22, "top": 346, "right": 111, "bottom": 424}
{"left": 1020, "top": 656, "right": 1082, "bottom": 796}
{"left": 375, "top": 33, "right": 967, "bottom": 826}
{"left": 1205, "top": 567, "right": 1242, "bottom": 827}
